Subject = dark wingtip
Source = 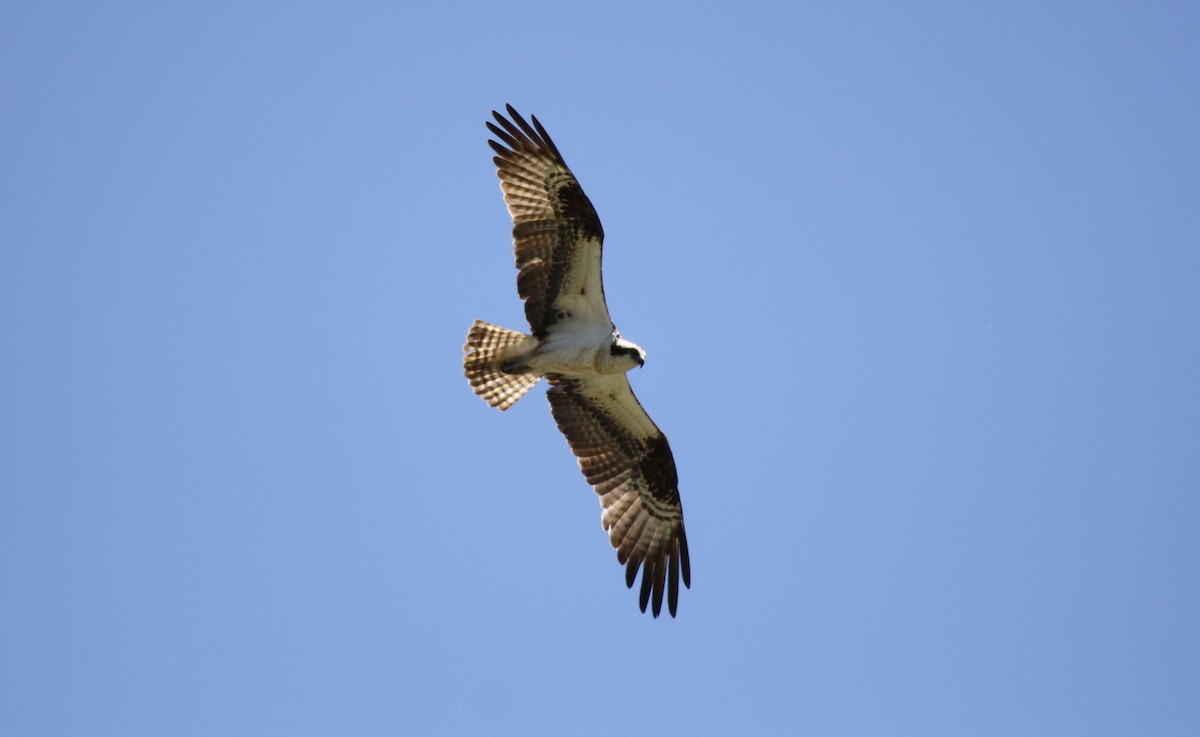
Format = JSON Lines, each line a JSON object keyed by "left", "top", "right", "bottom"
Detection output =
{"left": 667, "top": 544, "right": 681, "bottom": 617}
{"left": 679, "top": 526, "right": 691, "bottom": 588}
{"left": 487, "top": 103, "right": 565, "bottom": 165}
{"left": 640, "top": 571, "right": 654, "bottom": 615}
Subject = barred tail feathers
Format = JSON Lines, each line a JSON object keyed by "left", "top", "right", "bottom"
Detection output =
{"left": 463, "top": 320, "right": 541, "bottom": 410}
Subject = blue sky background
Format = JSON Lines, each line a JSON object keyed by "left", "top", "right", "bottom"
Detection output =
{"left": 3, "top": 2, "right": 1198, "bottom": 735}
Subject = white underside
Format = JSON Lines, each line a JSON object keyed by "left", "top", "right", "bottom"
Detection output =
{"left": 525, "top": 317, "right": 632, "bottom": 376}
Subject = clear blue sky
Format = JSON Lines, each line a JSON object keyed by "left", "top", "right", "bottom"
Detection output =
{"left": 3, "top": 2, "right": 1198, "bottom": 735}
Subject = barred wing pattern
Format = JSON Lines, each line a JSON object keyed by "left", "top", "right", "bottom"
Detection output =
{"left": 546, "top": 374, "right": 690, "bottom": 618}
{"left": 487, "top": 105, "right": 609, "bottom": 337}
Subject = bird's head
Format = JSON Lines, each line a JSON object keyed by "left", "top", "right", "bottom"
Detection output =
{"left": 610, "top": 336, "right": 646, "bottom": 369}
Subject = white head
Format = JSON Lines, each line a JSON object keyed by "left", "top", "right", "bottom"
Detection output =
{"left": 609, "top": 334, "right": 645, "bottom": 369}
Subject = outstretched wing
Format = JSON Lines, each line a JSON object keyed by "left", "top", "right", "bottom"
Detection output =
{"left": 545, "top": 374, "right": 690, "bottom": 617}
{"left": 488, "top": 105, "right": 610, "bottom": 337}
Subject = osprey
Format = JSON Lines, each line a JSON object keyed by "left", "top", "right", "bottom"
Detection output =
{"left": 463, "top": 105, "right": 691, "bottom": 617}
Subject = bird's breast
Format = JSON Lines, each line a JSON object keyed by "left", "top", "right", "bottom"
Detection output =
{"left": 527, "top": 328, "right": 628, "bottom": 376}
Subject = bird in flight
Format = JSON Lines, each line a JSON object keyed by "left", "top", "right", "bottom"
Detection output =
{"left": 463, "top": 105, "right": 690, "bottom": 617}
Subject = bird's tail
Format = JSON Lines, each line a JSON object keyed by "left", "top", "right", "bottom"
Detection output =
{"left": 463, "top": 320, "right": 541, "bottom": 410}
